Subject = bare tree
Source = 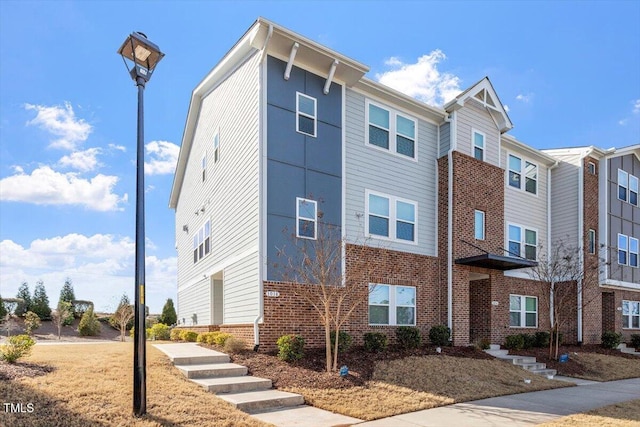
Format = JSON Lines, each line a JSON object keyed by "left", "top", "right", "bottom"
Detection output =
{"left": 528, "top": 240, "right": 604, "bottom": 360}
{"left": 51, "top": 301, "right": 73, "bottom": 340}
{"left": 109, "top": 294, "right": 134, "bottom": 342}
{"left": 276, "top": 224, "right": 381, "bottom": 372}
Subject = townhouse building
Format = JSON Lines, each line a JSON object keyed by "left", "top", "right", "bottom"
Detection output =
{"left": 169, "top": 18, "right": 640, "bottom": 350}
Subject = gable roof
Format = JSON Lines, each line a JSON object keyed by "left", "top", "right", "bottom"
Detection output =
{"left": 444, "top": 77, "right": 513, "bottom": 133}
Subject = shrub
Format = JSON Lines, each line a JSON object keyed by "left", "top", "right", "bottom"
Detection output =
{"left": 170, "top": 328, "right": 183, "bottom": 341}
{"left": 363, "top": 332, "right": 388, "bottom": 353}
{"left": 129, "top": 327, "right": 149, "bottom": 339}
{"left": 148, "top": 323, "right": 171, "bottom": 341}
{"left": 535, "top": 331, "right": 550, "bottom": 348}
{"left": 159, "top": 298, "right": 177, "bottom": 326}
{"left": 522, "top": 333, "right": 537, "bottom": 349}
{"left": 551, "top": 330, "right": 564, "bottom": 346}
{"left": 476, "top": 337, "right": 491, "bottom": 350}
{"left": 396, "top": 326, "right": 422, "bottom": 349}
{"left": 504, "top": 334, "right": 525, "bottom": 350}
{"left": 329, "top": 330, "right": 353, "bottom": 354}
{"left": 276, "top": 334, "right": 305, "bottom": 362}
{"left": 428, "top": 325, "right": 450, "bottom": 346}
{"left": 180, "top": 330, "right": 198, "bottom": 342}
{"left": 601, "top": 331, "right": 622, "bottom": 349}
{"left": 78, "top": 306, "right": 101, "bottom": 336}
{"left": 214, "top": 332, "right": 233, "bottom": 347}
{"left": 23, "top": 311, "right": 41, "bottom": 335}
{"left": 630, "top": 334, "right": 640, "bottom": 350}
{"left": 0, "top": 334, "right": 35, "bottom": 363}
{"left": 197, "top": 331, "right": 220, "bottom": 345}
{"left": 223, "top": 337, "right": 246, "bottom": 353}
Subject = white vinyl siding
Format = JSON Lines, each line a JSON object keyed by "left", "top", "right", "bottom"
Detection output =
{"left": 177, "top": 278, "right": 211, "bottom": 326}
{"left": 345, "top": 89, "right": 437, "bottom": 256}
{"left": 546, "top": 152, "right": 581, "bottom": 247}
{"left": 175, "top": 51, "right": 261, "bottom": 323}
{"left": 455, "top": 98, "right": 500, "bottom": 167}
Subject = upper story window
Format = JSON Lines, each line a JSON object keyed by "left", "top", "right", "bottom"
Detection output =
{"left": 620, "top": 234, "right": 639, "bottom": 268}
{"left": 622, "top": 300, "right": 640, "bottom": 329}
{"left": 508, "top": 154, "right": 538, "bottom": 195}
{"left": 369, "top": 284, "right": 416, "bottom": 326}
{"left": 473, "top": 130, "right": 485, "bottom": 161}
{"left": 296, "top": 92, "right": 317, "bottom": 137}
{"left": 474, "top": 210, "right": 485, "bottom": 240}
{"left": 201, "top": 155, "right": 207, "bottom": 182}
{"left": 588, "top": 229, "right": 596, "bottom": 254}
{"left": 618, "top": 169, "right": 628, "bottom": 202}
{"left": 213, "top": 131, "right": 220, "bottom": 163}
{"left": 630, "top": 175, "right": 639, "bottom": 206}
{"left": 366, "top": 100, "right": 417, "bottom": 159}
{"left": 588, "top": 161, "right": 596, "bottom": 175}
{"left": 366, "top": 190, "right": 417, "bottom": 243}
{"left": 508, "top": 224, "right": 537, "bottom": 260}
{"left": 193, "top": 220, "right": 211, "bottom": 264}
{"left": 296, "top": 198, "right": 317, "bottom": 240}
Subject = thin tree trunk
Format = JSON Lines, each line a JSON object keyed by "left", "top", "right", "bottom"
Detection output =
{"left": 325, "top": 304, "right": 331, "bottom": 373}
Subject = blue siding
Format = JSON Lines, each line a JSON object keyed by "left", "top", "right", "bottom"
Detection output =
{"left": 266, "top": 56, "right": 342, "bottom": 280}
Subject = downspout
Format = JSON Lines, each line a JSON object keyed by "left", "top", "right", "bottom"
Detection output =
{"left": 254, "top": 23, "right": 273, "bottom": 351}
{"left": 445, "top": 112, "right": 455, "bottom": 334}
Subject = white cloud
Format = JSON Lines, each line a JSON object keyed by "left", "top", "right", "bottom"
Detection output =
{"left": 145, "top": 140, "right": 179, "bottom": 175}
{"left": 25, "top": 102, "right": 92, "bottom": 150}
{"left": 375, "top": 50, "right": 462, "bottom": 107}
{"left": 619, "top": 119, "right": 628, "bottom": 126}
{"left": 504, "top": 104, "right": 510, "bottom": 112}
{"left": 633, "top": 99, "right": 640, "bottom": 114}
{"left": 516, "top": 93, "right": 533, "bottom": 103}
{"left": 58, "top": 147, "right": 102, "bottom": 172}
{"left": 0, "top": 166, "right": 127, "bottom": 211}
{"left": 109, "top": 143, "right": 126, "bottom": 152}
{"left": 0, "top": 234, "right": 176, "bottom": 313}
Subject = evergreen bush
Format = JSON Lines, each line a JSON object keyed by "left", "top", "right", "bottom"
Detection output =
{"left": 329, "top": 330, "right": 353, "bottom": 354}
{"left": 363, "top": 332, "right": 388, "bottom": 352}
{"left": 428, "top": 325, "right": 450, "bottom": 346}
{"left": 601, "top": 331, "right": 622, "bottom": 349}
{"left": 78, "top": 306, "right": 101, "bottom": 336}
{"left": 276, "top": 334, "right": 305, "bottom": 362}
{"left": 396, "top": 326, "right": 422, "bottom": 349}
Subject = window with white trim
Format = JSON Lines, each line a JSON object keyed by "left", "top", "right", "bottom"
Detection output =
{"left": 588, "top": 161, "right": 596, "bottom": 175}
{"left": 508, "top": 224, "right": 537, "bottom": 260}
{"left": 630, "top": 236, "right": 639, "bottom": 268}
{"left": 473, "top": 130, "right": 485, "bottom": 161}
{"left": 588, "top": 229, "right": 596, "bottom": 254}
{"left": 366, "top": 101, "right": 417, "bottom": 159}
{"left": 618, "top": 233, "right": 628, "bottom": 265}
{"left": 193, "top": 220, "right": 210, "bottom": 264}
{"left": 201, "top": 155, "right": 207, "bottom": 182}
{"left": 296, "top": 198, "right": 317, "bottom": 240}
{"left": 622, "top": 300, "right": 640, "bottom": 329}
{"left": 369, "top": 284, "right": 416, "bottom": 326}
{"left": 296, "top": 92, "right": 316, "bottom": 137}
{"left": 474, "top": 210, "right": 485, "bottom": 240}
{"left": 510, "top": 295, "right": 537, "bottom": 327}
{"left": 630, "top": 175, "right": 639, "bottom": 206}
{"left": 213, "top": 131, "right": 220, "bottom": 163}
{"left": 366, "top": 191, "right": 417, "bottom": 243}
{"left": 618, "top": 169, "right": 628, "bottom": 202}
{"left": 508, "top": 154, "right": 537, "bottom": 195}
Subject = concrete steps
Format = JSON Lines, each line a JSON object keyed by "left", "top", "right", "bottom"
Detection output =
{"left": 618, "top": 343, "right": 640, "bottom": 356}
{"left": 485, "top": 344, "right": 557, "bottom": 378}
{"left": 154, "top": 343, "right": 304, "bottom": 413}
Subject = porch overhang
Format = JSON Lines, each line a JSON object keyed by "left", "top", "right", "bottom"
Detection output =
{"left": 455, "top": 254, "right": 537, "bottom": 270}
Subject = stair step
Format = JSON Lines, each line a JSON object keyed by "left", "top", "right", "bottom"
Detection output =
{"left": 154, "top": 343, "right": 230, "bottom": 365}
{"left": 172, "top": 354, "right": 230, "bottom": 365}
{"left": 192, "top": 376, "right": 272, "bottom": 393}
{"left": 218, "top": 389, "right": 305, "bottom": 413}
{"left": 530, "top": 368, "right": 557, "bottom": 378}
{"left": 517, "top": 362, "right": 547, "bottom": 371}
{"left": 488, "top": 344, "right": 501, "bottom": 350}
{"left": 176, "top": 363, "right": 248, "bottom": 379}
{"left": 617, "top": 343, "right": 628, "bottom": 350}
{"left": 484, "top": 349, "right": 509, "bottom": 357}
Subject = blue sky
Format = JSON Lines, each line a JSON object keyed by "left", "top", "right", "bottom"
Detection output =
{"left": 1, "top": 1, "right": 639, "bottom": 313}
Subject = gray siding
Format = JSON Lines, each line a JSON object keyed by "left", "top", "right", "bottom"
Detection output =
{"left": 178, "top": 278, "right": 210, "bottom": 326}
{"left": 224, "top": 252, "right": 260, "bottom": 324}
{"left": 175, "top": 50, "right": 261, "bottom": 324}
{"left": 344, "top": 89, "right": 438, "bottom": 256}
{"left": 456, "top": 99, "right": 500, "bottom": 167}
{"left": 439, "top": 121, "right": 450, "bottom": 158}
{"left": 549, "top": 153, "right": 580, "bottom": 247}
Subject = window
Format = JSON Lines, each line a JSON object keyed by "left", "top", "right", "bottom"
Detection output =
{"left": 473, "top": 130, "right": 485, "bottom": 161}
{"left": 369, "top": 284, "right": 416, "bottom": 326}
{"left": 618, "top": 169, "right": 628, "bottom": 202}
{"left": 630, "top": 175, "right": 639, "bottom": 206}
{"left": 510, "top": 295, "right": 537, "bottom": 327}
{"left": 475, "top": 210, "right": 485, "bottom": 240}
{"left": 366, "top": 191, "right": 417, "bottom": 243}
{"left": 296, "top": 92, "right": 316, "bottom": 137}
{"left": 213, "top": 131, "right": 220, "bottom": 163}
{"left": 622, "top": 300, "right": 640, "bottom": 329}
{"left": 366, "top": 101, "right": 417, "bottom": 159}
{"left": 508, "top": 224, "right": 537, "bottom": 260}
{"left": 618, "top": 234, "right": 628, "bottom": 265}
{"left": 296, "top": 198, "right": 317, "bottom": 240}
{"left": 193, "top": 220, "right": 211, "bottom": 263}
{"left": 630, "top": 237, "right": 639, "bottom": 268}
{"left": 588, "top": 229, "right": 596, "bottom": 254}
{"left": 508, "top": 154, "right": 537, "bottom": 195}
{"left": 201, "top": 155, "right": 207, "bottom": 182}
{"left": 588, "top": 162, "right": 596, "bottom": 175}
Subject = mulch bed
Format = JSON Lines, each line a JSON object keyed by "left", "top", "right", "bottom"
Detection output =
{"left": 0, "top": 361, "right": 54, "bottom": 381}
{"left": 511, "top": 344, "right": 638, "bottom": 377}
{"left": 229, "top": 345, "right": 493, "bottom": 390}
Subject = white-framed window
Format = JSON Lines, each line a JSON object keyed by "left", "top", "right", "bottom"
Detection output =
{"left": 213, "top": 131, "right": 220, "bottom": 163}
{"left": 296, "top": 198, "right": 317, "bottom": 240}
{"left": 508, "top": 154, "right": 538, "bottom": 195}
{"left": 630, "top": 237, "right": 639, "bottom": 268}
{"left": 622, "top": 300, "right": 640, "bottom": 329}
{"left": 508, "top": 224, "right": 537, "bottom": 260}
{"left": 474, "top": 210, "right": 485, "bottom": 240}
{"left": 588, "top": 229, "right": 596, "bottom": 254}
{"left": 193, "top": 220, "right": 211, "bottom": 264}
{"left": 630, "top": 175, "right": 638, "bottom": 206}
{"left": 296, "top": 92, "right": 317, "bottom": 137}
{"left": 588, "top": 161, "right": 596, "bottom": 175}
{"left": 618, "top": 233, "right": 628, "bottom": 265}
{"left": 618, "top": 169, "right": 628, "bottom": 202}
{"left": 201, "top": 154, "right": 207, "bottom": 182}
{"left": 366, "top": 190, "right": 417, "bottom": 243}
{"left": 472, "top": 130, "right": 485, "bottom": 161}
{"left": 510, "top": 295, "right": 537, "bottom": 327}
{"left": 369, "top": 284, "right": 416, "bottom": 326}
{"left": 366, "top": 100, "right": 417, "bottom": 159}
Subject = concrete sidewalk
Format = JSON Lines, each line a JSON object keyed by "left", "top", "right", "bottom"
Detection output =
{"left": 356, "top": 378, "right": 640, "bottom": 427}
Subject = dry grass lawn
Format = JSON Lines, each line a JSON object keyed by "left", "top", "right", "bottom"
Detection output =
{"left": 568, "top": 353, "right": 640, "bottom": 382}
{"left": 540, "top": 399, "right": 640, "bottom": 427}
{"left": 0, "top": 343, "right": 270, "bottom": 427}
{"left": 284, "top": 355, "right": 570, "bottom": 421}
